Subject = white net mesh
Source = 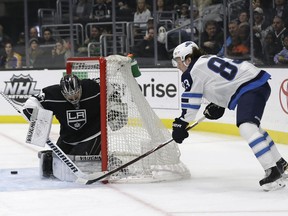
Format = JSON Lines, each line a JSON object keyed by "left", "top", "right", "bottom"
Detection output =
{"left": 67, "top": 55, "right": 190, "bottom": 183}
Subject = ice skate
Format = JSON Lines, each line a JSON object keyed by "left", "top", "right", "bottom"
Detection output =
{"left": 259, "top": 166, "right": 285, "bottom": 191}
{"left": 276, "top": 158, "right": 288, "bottom": 179}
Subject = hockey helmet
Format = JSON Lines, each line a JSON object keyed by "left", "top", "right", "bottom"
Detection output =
{"left": 60, "top": 74, "right": 82, "bottom": 106}
{"left": 172, "top": 41, "right": 199, "bottom": 67}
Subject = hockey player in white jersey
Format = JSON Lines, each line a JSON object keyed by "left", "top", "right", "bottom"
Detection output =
{"left": 171, "top": 41, "right": 288, "bottom": 191}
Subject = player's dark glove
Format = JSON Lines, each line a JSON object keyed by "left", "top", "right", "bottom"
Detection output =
{"left": 172, "top": 118, "right": 189, "bottom": 144}
{"left": 203, "top": 103, "right": 225, "bottom": 120}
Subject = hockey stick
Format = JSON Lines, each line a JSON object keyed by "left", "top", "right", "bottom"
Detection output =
{"left": 0, "top": 91, "right": 104, "bottom": 184}
{"left": 85, "top": 116, "right": 206, "bottom": 185}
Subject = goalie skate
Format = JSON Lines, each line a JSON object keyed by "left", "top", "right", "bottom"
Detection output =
{"left": 259, "top": 166, "right": 285, "bottom": 191}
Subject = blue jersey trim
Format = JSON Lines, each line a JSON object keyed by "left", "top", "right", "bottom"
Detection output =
{"left": 182, "top": 92, "right": 203, "bottom": 98}
{"left": 249, "top": 136, "right": 266, "bottom": 148}
{"left": 255, "top": 146, "right": 271, "bottom": 158}
{"left": 181, "top": 104, "right": 201, "bottom": 110}
{"left": 228, "top": 71, "right": 271, "bottom": 110}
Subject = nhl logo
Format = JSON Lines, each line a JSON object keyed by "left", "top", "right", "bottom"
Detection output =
{"left": 4, "top": 74, "right": 40, "bottom": 106}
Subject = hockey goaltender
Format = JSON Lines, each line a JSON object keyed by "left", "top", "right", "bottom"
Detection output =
{"left": 23, "top": 74, "right": 128, "bottom": 182}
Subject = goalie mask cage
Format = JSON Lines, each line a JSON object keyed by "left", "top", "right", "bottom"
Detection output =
{"left": 66, "top": 55, "right": 190, "bottom": 183}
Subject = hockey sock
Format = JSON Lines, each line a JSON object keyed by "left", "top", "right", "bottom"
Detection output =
{"left": 239, "top": 122, "right": 275, "bottom": 170}
{"left": 259, "top": 127, "right": 282, "bottom": 163}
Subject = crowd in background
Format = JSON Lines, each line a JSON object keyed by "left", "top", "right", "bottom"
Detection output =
{"left": 0, "top": 0, "right": 288, "bottom": 69}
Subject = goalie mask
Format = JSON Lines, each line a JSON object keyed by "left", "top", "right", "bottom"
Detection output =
{"left": 60, "top": 74, "right": 82, "bottom": 107}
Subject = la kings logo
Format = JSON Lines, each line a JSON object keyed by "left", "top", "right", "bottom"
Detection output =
{"left": 67, "top": 109, "right": 87, "bottom": 130}
{"left": 4, "top": 74, "right": 40, "bottom": 105}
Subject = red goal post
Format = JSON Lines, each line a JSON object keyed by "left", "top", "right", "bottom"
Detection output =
{"left": 66, "top": 55, "right": 190, "bottom": 183}
{"left": 66, "top": 57, "right": 109, "bottom": 172}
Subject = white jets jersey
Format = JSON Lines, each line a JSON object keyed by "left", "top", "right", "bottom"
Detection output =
{"left": 180, "top": 55, "right": 271, "bottom": 122}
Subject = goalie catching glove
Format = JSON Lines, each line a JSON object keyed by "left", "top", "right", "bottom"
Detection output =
{"left": 108, "top": 102, "right": 128, "bottom": 131}
{"left": 203, "top": 103, "right": 225, "bottom": 120}
{"left": 172, "top": 118, "right": 189, "bottom": 144}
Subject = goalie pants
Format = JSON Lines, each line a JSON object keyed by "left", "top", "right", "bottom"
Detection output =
{"left": 56, "top": 136, "right": 101, "bottom": 155}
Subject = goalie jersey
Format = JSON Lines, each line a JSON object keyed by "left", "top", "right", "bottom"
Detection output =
{"left": 23, "top": 79, "right": 101, "bottom": 145}
{"left": 180, "top": 55, "right": 271, "bottom": 122}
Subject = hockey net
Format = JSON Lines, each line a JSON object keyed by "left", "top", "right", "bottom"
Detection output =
{"left": 66, "top": 55, "right": 190, "bottom": 183}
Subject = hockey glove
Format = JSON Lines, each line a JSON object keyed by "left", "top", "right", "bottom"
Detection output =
{"left": 172, "top": 118, "right": 189, "bottom": 144}
{"left": 203, "top": 103, "right": 225, "bottom": 120}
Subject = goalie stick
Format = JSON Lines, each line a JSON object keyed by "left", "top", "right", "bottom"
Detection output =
{"left": 0, "top": 91, "right": 105, "bottom": 184}
{"left": 85, "top": 116, "right": 206, "bottom": 185}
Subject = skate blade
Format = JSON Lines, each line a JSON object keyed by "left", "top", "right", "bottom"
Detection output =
{"left": 262, "top": 179, "right": 286, "bottom": 192}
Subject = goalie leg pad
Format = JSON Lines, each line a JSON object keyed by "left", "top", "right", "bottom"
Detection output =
{"left": 52, "top": 153, "right": 102, "bottom": 182}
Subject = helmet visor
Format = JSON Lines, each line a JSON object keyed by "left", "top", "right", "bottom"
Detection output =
{"left": 171, "top": 58, "right": 178, "bottom": 67}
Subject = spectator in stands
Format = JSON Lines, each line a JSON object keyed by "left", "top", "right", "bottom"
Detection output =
{"left": 26, "top": 38, "right": 45, "bottom": 68}
{"left": 133, "top": 26, "right": 169, "bottom": 60}
{"left": 262, "top": 32, "right": 278, "bottom": 65}
{"left": 145, "top": 17, "right": 154, "bottom": 35}
{"left": 194, "top": 0, "right": 212, "bottom": 17}
{"left": 0, "top": 41, "right": 22, "bottom": 69}
{"left": 40, "top": 28, "right": 56, "bottom": 45}
{"left": 141, "top": 16, "right": 167, "bottom": 44}
{"left": 51, "top": 39, "right": 66, "bottom": 68}
{"left": 253, "top": 7, "right": 271, "bottom": 45}
{"left": 223, "top": 21, "right": 252, "bottom": 58}
{"left": 252, "top": 0, "right": 274, "bottom": 25}
{"left": 268, "top": 16, "right": 288, "bottom": 56}
{"left": 29, "top": 26, "right": 44, "bottom": 43}
{"left": 252, "top": 0, "right": 262, "bottom": 10}
{"left": 173, "top": 4, "right": 200, "bottom": 44}
{"left": 200, "top": 20, "right": 223, "bottom": 55}
{"left": 0, "top": 24, "right": 12, "bottom": 56}
{"left": 78, "top": 25, "right": 101, "bottom": 56}
{"left": 274, "top": 35, "right": 288, "bottom": 64}
{"left": 157, "top": 0, "right": 171, "bottom": 12}
{"left": 237, "top": 10, "right": 250, "bottom": 24}
{"left": 116, "top": 0, "right": 134, "bottom": 21}
{"left": 218, "top": 20, "right": 239, "bottom": 56}
{"left": 14, "top": 32, "right": 25, "bottom": 57}
{"left": 16, "top": 32, "right": 25, "bottom": 46}
{"left": 175, "top": 3, "right": 190, "bottom": 28}
{"left": 73, "top": 0, "right": 92, "bottom": 22}
{"left": 271, "top": 0, "right": 288, "bottom": 27}
{"left": 134, "top": 0, "right": 151, "bottom": 29}
{"left": 238, "top": 22, "right": 263, "bottom": 61}
{"left": 201, "top": 1, "right": 224, "bottom": 26}
{"left": 90, "top": 0, "right": 111, "bottom": 21}
{"left": 156, "top": 0, "right": 173, "bottom": 20}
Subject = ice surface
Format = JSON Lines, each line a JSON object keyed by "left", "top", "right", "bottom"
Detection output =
{"left": 1, "top": 123, "right": 288, "bottom": 216}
